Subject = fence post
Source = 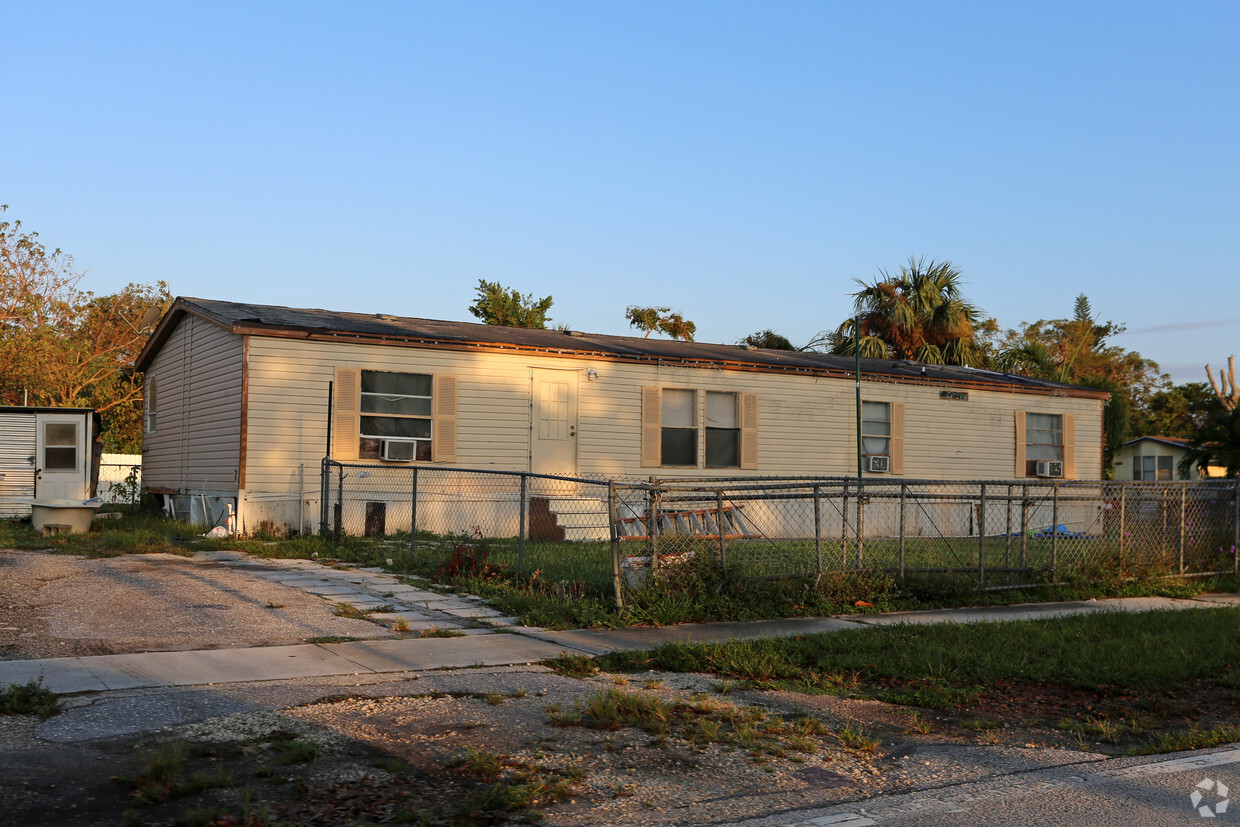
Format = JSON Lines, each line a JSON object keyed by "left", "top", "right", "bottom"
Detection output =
{"left": 408, "top": 466, "right": 419, "bottom": 559}
{"left": 319, "top": 459, "right": 330, "bottom": 536}
{"left": 1233, "top": 480, "right": 1238, "bottom": 575}
{"left": 1178, "top": 482, "right": 1186, "bottom": 574}
{"left": 856, "top": 484, "right": 866, "bottom": 569}
{"left": 650, "top": 487, "right": 660, "bottom": 575}
{"left": 813, "top": 485, "right": 823, "bottom": 581}
{"left": 518, "top": 473, "right": 528, "bottom": 576}
{"left": 841, "top": 479, "right": 850, "bottom": 570}
{"left": 609, "top": 481, "right": 624, "bottom": 608}
{"left": 716, "top": 489, "right": 727, "bottom": 574}
{"left": 1051, "top": 482, "right": 1059, "bottom": 579}
{"left": 1020, "top": 484, "right": 1028, "bottom": 570}
{"left": 1119, "top": 483, "right": 1127, "bottom": 559}
{"left": 333, "top": 463, "right": 344, "bottom": 542}
{"left": 1004, "top": 484, "right": 1013, "bottom": 568}
{"left": 978, "top": 483, "right": 987, "bottom": 587}
{"left": 898, "top": 483, "right": 906, "bottom": 579}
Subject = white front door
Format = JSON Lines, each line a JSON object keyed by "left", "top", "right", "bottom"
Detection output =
{"left": 35, "top": 414, "right": 89, "bottom": 500}
{"left": 530, "top": 369, "right": 578, "bottom": 476}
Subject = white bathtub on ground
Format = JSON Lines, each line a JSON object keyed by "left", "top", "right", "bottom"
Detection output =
{"left": 30, "top": 499, "right": 103, "bottom": 535}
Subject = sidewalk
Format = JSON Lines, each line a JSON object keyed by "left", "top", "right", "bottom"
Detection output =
{"left": 3, "top": 592, "right": 1237, "bottom": 695}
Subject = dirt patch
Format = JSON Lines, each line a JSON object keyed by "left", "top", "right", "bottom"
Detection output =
{"left": 0, "top": 549, "right": 395, "bottom": 659}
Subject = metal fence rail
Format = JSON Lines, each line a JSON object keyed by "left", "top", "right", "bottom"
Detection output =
{"left": 322, "top": 460, "right": 1240, "bottom": 603}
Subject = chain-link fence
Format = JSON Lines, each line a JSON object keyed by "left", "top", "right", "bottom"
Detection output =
{"left": 321, "top": 460, "right": 1240, "bottom": 604}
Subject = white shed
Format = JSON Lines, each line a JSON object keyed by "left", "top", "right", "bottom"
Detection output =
{"left": 0, "top": 407, "right": 102, "bottom": 518}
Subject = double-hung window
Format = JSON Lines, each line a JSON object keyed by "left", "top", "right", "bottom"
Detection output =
{"left": 359, "top": 371, "right": 433, "bottom": 461}
{"left": 861, "top": 401, "right": 891, "bottom": 458}
{"left": 1133, "top": 454, "right": 1173, "bottom": 481}
{"left": 642, "top": 387, "right": 758, "bottom": 470}
{"left": 144, "top": 378, "right": 157, "bottom": 435}
{"left": 1025, "top": 413, "right": 1063, "bottom": 475}
{"left": 705, "top": 392, "right": 740, "bottom": 468}
{"left": 660, "top": 388, "right": 697, "bottom": 467}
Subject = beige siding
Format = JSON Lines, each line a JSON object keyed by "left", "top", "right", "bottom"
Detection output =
{"left": 243, "top": 337, "right": 1106, "bottom": 494}
{"left": 142, "top": 315, "right": 243, "bottom": 493}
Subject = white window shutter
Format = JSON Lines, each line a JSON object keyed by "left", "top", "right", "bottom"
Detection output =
{"left": 1014, "top": 411, "right": 1026, "bottom": 478}
{"left": 433, "top": 374, "right": 458, "bottom": 463}
{"left": 641, "top": 387, "right": 661, "bottom": 467}
{"left": 332, "top": 368, "right": 360, "bottom": 461}
{"left": 890, "top": 401, "right": 905, "bottom": 475}
{"left": 740, "top": 392, "right": 759, "bottom": 470}
{"left": 1063, "top": 413, "right": 1075, "bottom": 479}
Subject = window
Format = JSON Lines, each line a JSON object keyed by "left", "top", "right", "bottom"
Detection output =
{"left": 43, "top": 422, "right": 78, "bottom": 471}
{"left": 1132, "top": 454, "right": 1173, "bottom": 481}
{"left": 642, "top": 387, "right": 758, "bottom": 470}
{"left": 358, "top": 370, "right": 433, "bottom": 461}
{"left": 705, "top": 392, "right": 740, "bottom": 468}
{"left": 861, "top": 401, "right": 891, "bottom": 457}
{"left": 1025, "top": 412, "right": 1063, "bottom": 476}
{"left": 144, "top": 378, "right": 157, "bottom": 434}
{"left": 332, "top": 368, "right": 456, "bottom": 463}
{"left": 660, "top": 388, "right": 697, "bottom": 466}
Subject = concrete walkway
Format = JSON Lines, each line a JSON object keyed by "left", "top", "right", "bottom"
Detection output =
{"left": 2, "top": 551, "right": 1237, "bottom": 695}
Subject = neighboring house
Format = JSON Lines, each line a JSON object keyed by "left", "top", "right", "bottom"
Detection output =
{"left": 0, "top": 407, "right": 102, "bottom": 517}
{"left": 1113, "top": 436, "right": 1226, "bottom": 480}
{"left": 134, "top": 298, "right": 1109, "bottom": 535}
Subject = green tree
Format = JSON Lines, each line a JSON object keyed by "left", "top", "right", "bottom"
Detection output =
{"left": 1177, "top": 406, "right": 1240, "bottom": 478}
{"left": 625, "top": 306, "right": 696, "bottom": 341}
{"left": 0, "top": 206, "right": 169, "bottom": 451}
{"left": 739, "top": 329, "right": 795, "bottom": 350}
{"left": 1130, "top": 382, "right": 1223, "bottom": 439}
{"left": 828, "top": 257, "right": 985, "bottom": 365}
{"left": 995, "top": 294, "right": 1163, "bottom": 470}
{"left": 468, "top": 280, "right": 553, "bottom": 329}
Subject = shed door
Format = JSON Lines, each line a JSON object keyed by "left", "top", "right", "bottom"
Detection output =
{"left": 530, "top": 369, "right": 578, "bottom": 476}
{"left": 35, "top": 414, "right": 89, "bottom": 501}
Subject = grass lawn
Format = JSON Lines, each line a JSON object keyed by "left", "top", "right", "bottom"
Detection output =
{"left": 592, "top": 607, "right": 1240, "bottom": 754}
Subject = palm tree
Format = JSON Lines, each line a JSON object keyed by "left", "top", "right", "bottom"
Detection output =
{"left": 1178, "top": 406, "right": 1240, "bottom": 478}
{"left": 829, "top": 257, "right": 984, "bottom": 366}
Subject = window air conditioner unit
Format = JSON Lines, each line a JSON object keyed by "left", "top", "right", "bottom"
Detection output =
{"left": 381, "top": 440, "right": 415, "bottom": 462}
{"left": 1035, "top": 460, "right": 1064, "bottom": 478}
{"left": 866, "top": 455, "right": 890, "bottom": 473}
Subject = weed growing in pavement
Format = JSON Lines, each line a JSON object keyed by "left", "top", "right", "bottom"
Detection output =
{"left": 1129, "top": 724, "right": 1240, "bottom": 755}
{"left": 304, "top": 635, "right": 359, "bottom": 644}
{"left": 836, "top": 723, "right": 880, "bottom": 752}
{"left": 0, "top": 678, "right": 61, "bottom": 719}
{"left": 419, "top": 626, "right": 464, "bottom": 638}
{"left": 548, "top": 688, "right": 831, "bottom": 760}
{"left": 331, "top": 602, "right": 371, "bottom": 620}
{"left": 542, "top": 654, "right": 599, "bottom": 678}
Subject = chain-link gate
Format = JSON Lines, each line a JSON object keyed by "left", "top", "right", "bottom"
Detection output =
{"left": 322, "top": 461, "right": 1240, "bottom": 605}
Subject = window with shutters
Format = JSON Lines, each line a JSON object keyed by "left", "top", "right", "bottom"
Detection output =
{"left": 359, "top": 370, "right": 433, "bottom": 461}
{"left": 1025, "top": 412, "right": 1063, "bottom": 476}
{"left": 705, "top": 391, "right": 740, "bottom": 468}
{"left": 861, "top": 401, "right": 890, "bottom": 458}
{"left": 661, "top": 388, "right": 697, "bottom": 467}
{"left": 643, "top": 387, "right": 758, "bottom": 470}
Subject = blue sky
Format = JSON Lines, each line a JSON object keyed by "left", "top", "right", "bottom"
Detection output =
{"left": 4, "top": 1, "right": 1236, "bottom": 383}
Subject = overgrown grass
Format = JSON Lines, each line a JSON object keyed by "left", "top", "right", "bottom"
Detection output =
{"left": 546, "top": 687, "right": 834, "bottom": 759}
{"left": 0, "top": 678, "right": 61, "bottom": 719}
{"left": 594, "top": 607, "right": 1240, "bottom": 706}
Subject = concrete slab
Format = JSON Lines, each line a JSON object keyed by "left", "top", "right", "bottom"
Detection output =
{"left": 0, "top": 658, "right": 111, "bottom": 694}
{"left": 76, "top": 644, "right": 370, "bottom": 690}
{"left": 522, "top": 617, "right": 863, "bottom": 655}
{"left": 437, "top": 606, "right": 507, "bottom": 618}
{"left": 846, "top": 601, "right": 1114, "bottom": 626}
{"left": 326, "top": 635, "right": 568, "bottom": 672}
{"left": 1193, "top": 593, "right": 1240, "bottom": 605}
